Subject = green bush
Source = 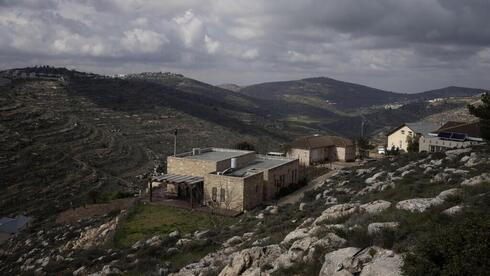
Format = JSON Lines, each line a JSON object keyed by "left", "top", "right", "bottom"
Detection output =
{"left": 402, "top": 212, "right": 490, "bottom": 276}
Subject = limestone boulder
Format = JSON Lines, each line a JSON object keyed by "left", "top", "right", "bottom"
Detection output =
{"left": 396, "top": 198, "right": 442, "bottom": 212}
{"left": 314, "top": 204, "right": 359, "bottom": 225}
{"left": 367, "top": 222, "right": 399, "bottom": 235}
{"left": 360, "top": 200, "right": 391, "bottom": 215}
{"left": 461, "top": 173, "right": 490, "bottom": 186}
{"left": 218, "top": 245, "right": 283, "bottom": 276}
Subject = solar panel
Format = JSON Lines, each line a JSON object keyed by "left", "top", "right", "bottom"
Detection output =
{"left": 450, "top": 133, "right": 467, "bottom": 141}
{"left": 438, "top": 132, "right": 452, "bottom": 139}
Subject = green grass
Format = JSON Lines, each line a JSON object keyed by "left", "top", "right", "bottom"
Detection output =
{"left": 114, "top": 203, "right": 235, "bottom": 248}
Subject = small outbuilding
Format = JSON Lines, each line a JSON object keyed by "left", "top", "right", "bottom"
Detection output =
{"left": 286, "top": 135, "right": 355, "bottom": 166}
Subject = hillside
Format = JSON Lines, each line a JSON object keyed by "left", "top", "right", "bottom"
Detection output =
{"left": 1, "top": 147, "right": 488, "bottom": 275}
{"left": 239, "top": 77, "right": 405, "bottom": 111}
{"left": 0, "top": 70, "right": 288, "bottom": 220}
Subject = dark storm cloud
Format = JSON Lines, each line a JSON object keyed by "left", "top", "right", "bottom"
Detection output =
{"left": 0, "top": 0, "right": 489, "bottom": 91}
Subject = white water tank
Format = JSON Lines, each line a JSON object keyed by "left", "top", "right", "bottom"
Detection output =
{"left": 230, "top": 158, "right": 237, "bottom": 169}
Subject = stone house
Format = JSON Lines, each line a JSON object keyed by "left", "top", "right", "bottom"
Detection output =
{"left": 386, "top": 122, "right": 438, "bottom": 152}
{"left": 152, "top": 148, "right": 299, "bottom": 212}
{"left": 286, "top": 135, "right": 355, "bottom": 166}
{"left": 419, "top": 121, "right": 484, "bottom": 152}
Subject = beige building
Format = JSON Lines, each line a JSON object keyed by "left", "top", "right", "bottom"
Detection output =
{"left": 386, "top": 122, "right": 438, "bottom": 152}
{"left": 153, "top": 148, "right": 299, "bottom": 212}
{"left": 286, "top": 135, "right": 355, "bottom": 166}
{"left": 419, "top": 121, "right": 484, "bottom": 152}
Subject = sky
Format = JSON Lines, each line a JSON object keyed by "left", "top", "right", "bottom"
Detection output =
{"left": 1, "top": 0, "right": 490, "bottom": 92}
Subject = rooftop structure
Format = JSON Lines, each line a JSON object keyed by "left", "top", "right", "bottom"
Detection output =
{"left": 225, "top": 155, "right": 294, "bottom": 177}
{"left": 176, "top": 147, "right": 253, "bottom": 162}
{"left": 419, "top": 121, "right": 484, "bottom": 152}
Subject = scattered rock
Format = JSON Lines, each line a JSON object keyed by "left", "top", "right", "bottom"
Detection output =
{"left": 461, "top": 173, "right": 490, "bottom": 186}
{"left": 366, "top": 172, "right": 386, "bottom": 184}
{"left": 367, "top": 222, "right": 399, "bottom": 235}
{"left": 219, "top": 245, "right": 283, "bottom": 276}
{"left": 396, "top": 198, "right": 443, "bottom": 212}
{"left": 442, "top": 205, "right": 464, "bottom": 216}
{"left": 360, "top": 200, "right": 391, "bottom": 215}
{"left": 299, "top": 202, "right": 306, "bottom": 211}
{"left": 224, "top": 236, "right": 242, "bottom": 247}
{"left": 73, "top": 266, "right": 87, "bottom": 276}
{"left": 314, "top": 204, "right": 359, "bottom": 225}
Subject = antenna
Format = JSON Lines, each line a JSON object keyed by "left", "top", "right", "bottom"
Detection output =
{"left": 173, "top": 129, "right": 178, "bottom": 156}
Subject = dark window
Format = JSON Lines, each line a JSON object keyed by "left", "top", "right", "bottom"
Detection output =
{"left": 220, "top": 188, "right": 225, "bottom": 202}
{"left": 212, "top": 187, "right": 217, "bottom": 201}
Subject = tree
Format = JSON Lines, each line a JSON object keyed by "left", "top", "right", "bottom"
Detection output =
{"left": 468, "top": 93, "right": 490, "bottom": 141}
{"left": 406, "top": 135, "right": 420, "bottom": 152}
{"left": 357, "top": 137, "right": 375, "bottom": 159}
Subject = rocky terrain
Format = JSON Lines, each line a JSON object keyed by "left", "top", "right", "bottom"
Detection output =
{"left": 1, "top": 146, "right": 488, "bottom": 275}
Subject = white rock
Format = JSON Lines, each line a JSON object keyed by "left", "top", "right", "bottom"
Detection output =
{"left": 319, "top": 247, "right": 360, "bottom": 276}
{"left": 299, "top": 202, "right": 306, "bottom": 211}
{"left": 442, "top": 205, "right": 464, "bottom": 216}
{"left": 73, "top": 266, "right": 87, "bottom": 276}
{"left": 224, "top": 236, "right": 243, "bottom": 247}
{"left": 396, "top": 198, "right": 443, "bottom": 212}
{"left": 436, "top": 188, "right": 461, "bottom": 201}
{"left": 361, "top": 200, "right": 392, "bottom": 215}
{"left": 314, "top": 204, "right": 359, "bottom": 225}
{"left": 461, "top": 173, "right": 490, "bottom": 186}
{"left": 367, "top": 222, "right": 399, "bottom": 235}
{"left": 282, "top": 228, "right": 310, "bottom": 245}
{"left": 218, "top": 245, "right": 283, "bottom": 276}
{"left": 366, "top": 172, "right": 386, "bottom": 184}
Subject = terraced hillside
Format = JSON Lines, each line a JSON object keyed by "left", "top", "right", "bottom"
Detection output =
{"left": 0, "top": 77, "right": 283, "bottom": 219}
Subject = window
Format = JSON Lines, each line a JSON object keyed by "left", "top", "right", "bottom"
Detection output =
{"left": 212, "top": 187, "right": 217, "bottom": 201}
{"left": 401, "top": 130, "right": 405, "bottom": 134}
{"left": 408, "top": 131, "right": 413, "bottom": 136}
{"left": 220, "top": 188, "right": 225, "bottom": 202}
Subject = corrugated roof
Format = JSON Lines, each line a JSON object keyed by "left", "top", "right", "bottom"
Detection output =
{"left": 434, "top": 121, "right": 481, "bottom": 138}
{"left": 152, "top": 174, "right": 203, "bottom": 185}
{"left": 290, "top": 135, "right": 353, "bottom": 149}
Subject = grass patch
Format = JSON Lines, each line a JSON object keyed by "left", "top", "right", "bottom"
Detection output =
{"left": 114, "top": 203, "right": 235, "bottom": 248}
{"left": 169, "top": 244, "right": 219, "bottom": 271}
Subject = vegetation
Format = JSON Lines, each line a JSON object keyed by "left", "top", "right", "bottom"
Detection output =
{"left": 114, "top": 203, "right": 235, "bottom": 248}
{"left": 468, "top": 93, "right": 490, "bottom": 141}
{"left": 406, "top": 135, "right": 419, "bottom": 152}
{"left": 357, "top": 137, "right": 375, "bottom": 159}
{"left": 402, "top": 211, "right": 490, "bottom": 276}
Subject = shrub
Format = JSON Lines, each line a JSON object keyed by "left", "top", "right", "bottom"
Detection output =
{"left": 402, "top": 211, "right": 490, "bottom": 276}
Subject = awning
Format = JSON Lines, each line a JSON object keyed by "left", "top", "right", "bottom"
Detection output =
{"left": 152, "top": 174, "right": 203, "bottom": 185}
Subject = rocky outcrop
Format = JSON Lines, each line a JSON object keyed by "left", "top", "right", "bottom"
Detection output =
{"left": 461, "top": 173, "right": 490, "bottom": 186}
{"left": 360, "top": 200, "right": 391, "bottom": 215}
{"left": 218, "top": 245, "right": 283, "bottom": 276}
{"left": 319, "top": 247, "right": 402, "bottom": 276}
{"left": 314, "top": 204, "right": 359, "bottom": 225}
{"left": 368, "top": 222, "right": 399, "bottom": 235}
{"left": 396, "top": 188, "right": 461, "bottom": 212}
{"left": 61, "top": 216, "right": 119, "bottom": 251}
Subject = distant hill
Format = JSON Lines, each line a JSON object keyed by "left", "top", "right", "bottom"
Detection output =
{"left": 409, "top": 86, "right": 485, "bottom": 101}
{"left": 239, "top": 77, "right": 405, "bottom": 110}
{"left": 239, "top": 77, "right": 484, "bottom": 111}
{"left": 217, "top": 83, "right": 242, "bottom": 92}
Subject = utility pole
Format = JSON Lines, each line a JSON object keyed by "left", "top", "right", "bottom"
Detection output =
{"left": 173, "top": 129, "right": 178, "bottom": 156}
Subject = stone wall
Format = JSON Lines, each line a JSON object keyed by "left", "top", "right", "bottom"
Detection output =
{"left": 262, "top": 159, "right": 299, "bottom": 200}
{"left": 287, "top": 148, "right": 310, "bottom": 166}
{"left": 167, "top": 156, "right": 217, "bottom": 177}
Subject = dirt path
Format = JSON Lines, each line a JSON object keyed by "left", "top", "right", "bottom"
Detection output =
{"left": 278, "top": 162, "right": 360, "bottom": 206}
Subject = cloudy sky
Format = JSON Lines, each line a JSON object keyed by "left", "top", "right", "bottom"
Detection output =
{"left": 1, "top": 0, "right": 490, "bottom": 92}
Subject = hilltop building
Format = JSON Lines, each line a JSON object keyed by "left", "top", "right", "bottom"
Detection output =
{"left": 286, "top": 135, "right": 355, "bottom": 166}
{"left": 386, "top": 122, "right": 438, "bottom": 152}
{"left": 419, "top": 121, "right": 484, "bottom": 152}
{"left": 151, "top": 148, "right": 299, "bottom": 212}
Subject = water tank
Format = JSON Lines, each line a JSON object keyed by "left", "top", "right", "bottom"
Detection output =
{"left": 192, "top": 148, "right": 201, "bottom": 156}
{"left": 230, "top": 158, "right": 237, "bottom": 169}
